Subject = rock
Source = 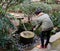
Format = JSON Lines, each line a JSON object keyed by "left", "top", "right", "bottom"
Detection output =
{"left": 50, "top": 32, "right": 60, "bottom": 42}
{"left": 49, "top": 32, "right": 60, "bottom": 49}
{"left": 50, "top": 50, "right": 57, "bottom": 51}
{"left": 20, "top": 31, "right": 35, "bottom": 38}
{"left": 20, "top": 31, "right": 35, "bottom": 44}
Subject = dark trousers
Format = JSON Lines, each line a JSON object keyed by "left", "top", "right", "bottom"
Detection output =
{"left": 40, "top": 30, "right": 51, "bottom": 47}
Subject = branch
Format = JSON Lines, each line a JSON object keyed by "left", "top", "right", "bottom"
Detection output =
{"left": 2, "top": 0, "right": 12, "bottom": 11}
{"left": 8, "top": 0, "right": 24, "bottom": 8}
{"left": 5, "top": 0, "right": 12, "bottom": 11}
{"left": 0, "top": 0, "right": 2, "bottom": 4}
{"left": 8, "top": 2, "right": 21, "bottom": 8}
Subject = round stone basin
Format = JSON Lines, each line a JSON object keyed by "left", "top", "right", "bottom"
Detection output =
{"left": 20, "top": 31, "right": 35, "bottom": 44}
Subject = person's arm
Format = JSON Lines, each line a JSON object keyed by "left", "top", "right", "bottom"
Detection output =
{"left": 33, "top": 22, "right": 42, "bottom": 31}
{"left": 31, "top": 17, "right": 42, "bottom": 31}
{"left": 33, "top": 24, "right": 39, "bottom": 31}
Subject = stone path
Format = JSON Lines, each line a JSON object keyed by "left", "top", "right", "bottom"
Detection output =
{"left": 30, "top": 45, "right": 57, "bottom": 51}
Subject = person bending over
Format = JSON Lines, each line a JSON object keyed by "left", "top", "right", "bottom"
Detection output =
{"left": 31, "top": 8, "right": 54, "bottom": 48}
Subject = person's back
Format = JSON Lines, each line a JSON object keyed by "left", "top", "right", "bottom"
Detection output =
{"left": 37, "top": 13, "right": 54, "bottom": 31}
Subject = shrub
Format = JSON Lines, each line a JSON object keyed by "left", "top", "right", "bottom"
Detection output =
{"left": 50, "top": 11, "right": 60, "bottom": 27}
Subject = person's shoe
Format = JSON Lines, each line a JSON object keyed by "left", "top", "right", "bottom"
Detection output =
{"left": 44, "top": 45, "right": 47, "bottom": 48}
{"left": 36, "top": 45, "right": 44, "bottom": 49}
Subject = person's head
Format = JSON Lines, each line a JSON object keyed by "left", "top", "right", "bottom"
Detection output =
{"left": 35, "top": 8, "right": 42, "bottom": 15}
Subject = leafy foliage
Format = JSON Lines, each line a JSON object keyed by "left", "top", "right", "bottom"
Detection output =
{"left": 20, "top": 3, "right": 36, "bottom": 16}
{"left": 8, "top": 2, "right": 52, "bottom": 16}
{"left": 0, "top": 14, "right": 16, "bottom": 49}
{"left": 0, "top": 0, "right": 24, "bottom": 12}
{"left": 0, "top": 0, "right": 25, "bottom": 50}
{"left": 50, "top": 11, "right": 60, "bottom": 27}
{"left": 21, "top": 2, "right": 51, "bottom": 14}
{"left": 31, "top": 2, "right": 52, "bottom": 13}
{"left": 0, "top": 5, "right": 5, "bottom": 14}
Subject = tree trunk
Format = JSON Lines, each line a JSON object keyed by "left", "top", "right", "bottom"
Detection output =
{"left": 28, "top": 15, "right": 32, "bottom": 23}
{"left": 28, "top": 17, "right": 30, "bottom": 23}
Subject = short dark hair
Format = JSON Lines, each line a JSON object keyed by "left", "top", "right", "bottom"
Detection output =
{"left": 35, "top": 8, "right": 42, "bottom": 15}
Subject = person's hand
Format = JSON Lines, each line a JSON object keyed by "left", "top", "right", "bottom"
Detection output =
{"left": 30, "top": 28, "right": 36, "bottom": 32}
{"left": 33, "top": 28, "right": 36, "bottom": 31}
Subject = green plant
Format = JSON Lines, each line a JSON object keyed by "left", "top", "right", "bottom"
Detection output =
{"left": 0, "top": 0, "right": 25, "bottom": 50}
{"left": 50, "top": 11, "right": 60, "bottom": 27}
{"left": 31, "top": 2, "right": 52, "bottom": 13}
{"left": 0, "top": 0, "right": 24, "bottom": 11}
{"left": 0, "top": 13, "right": 17, "bottom": 48}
